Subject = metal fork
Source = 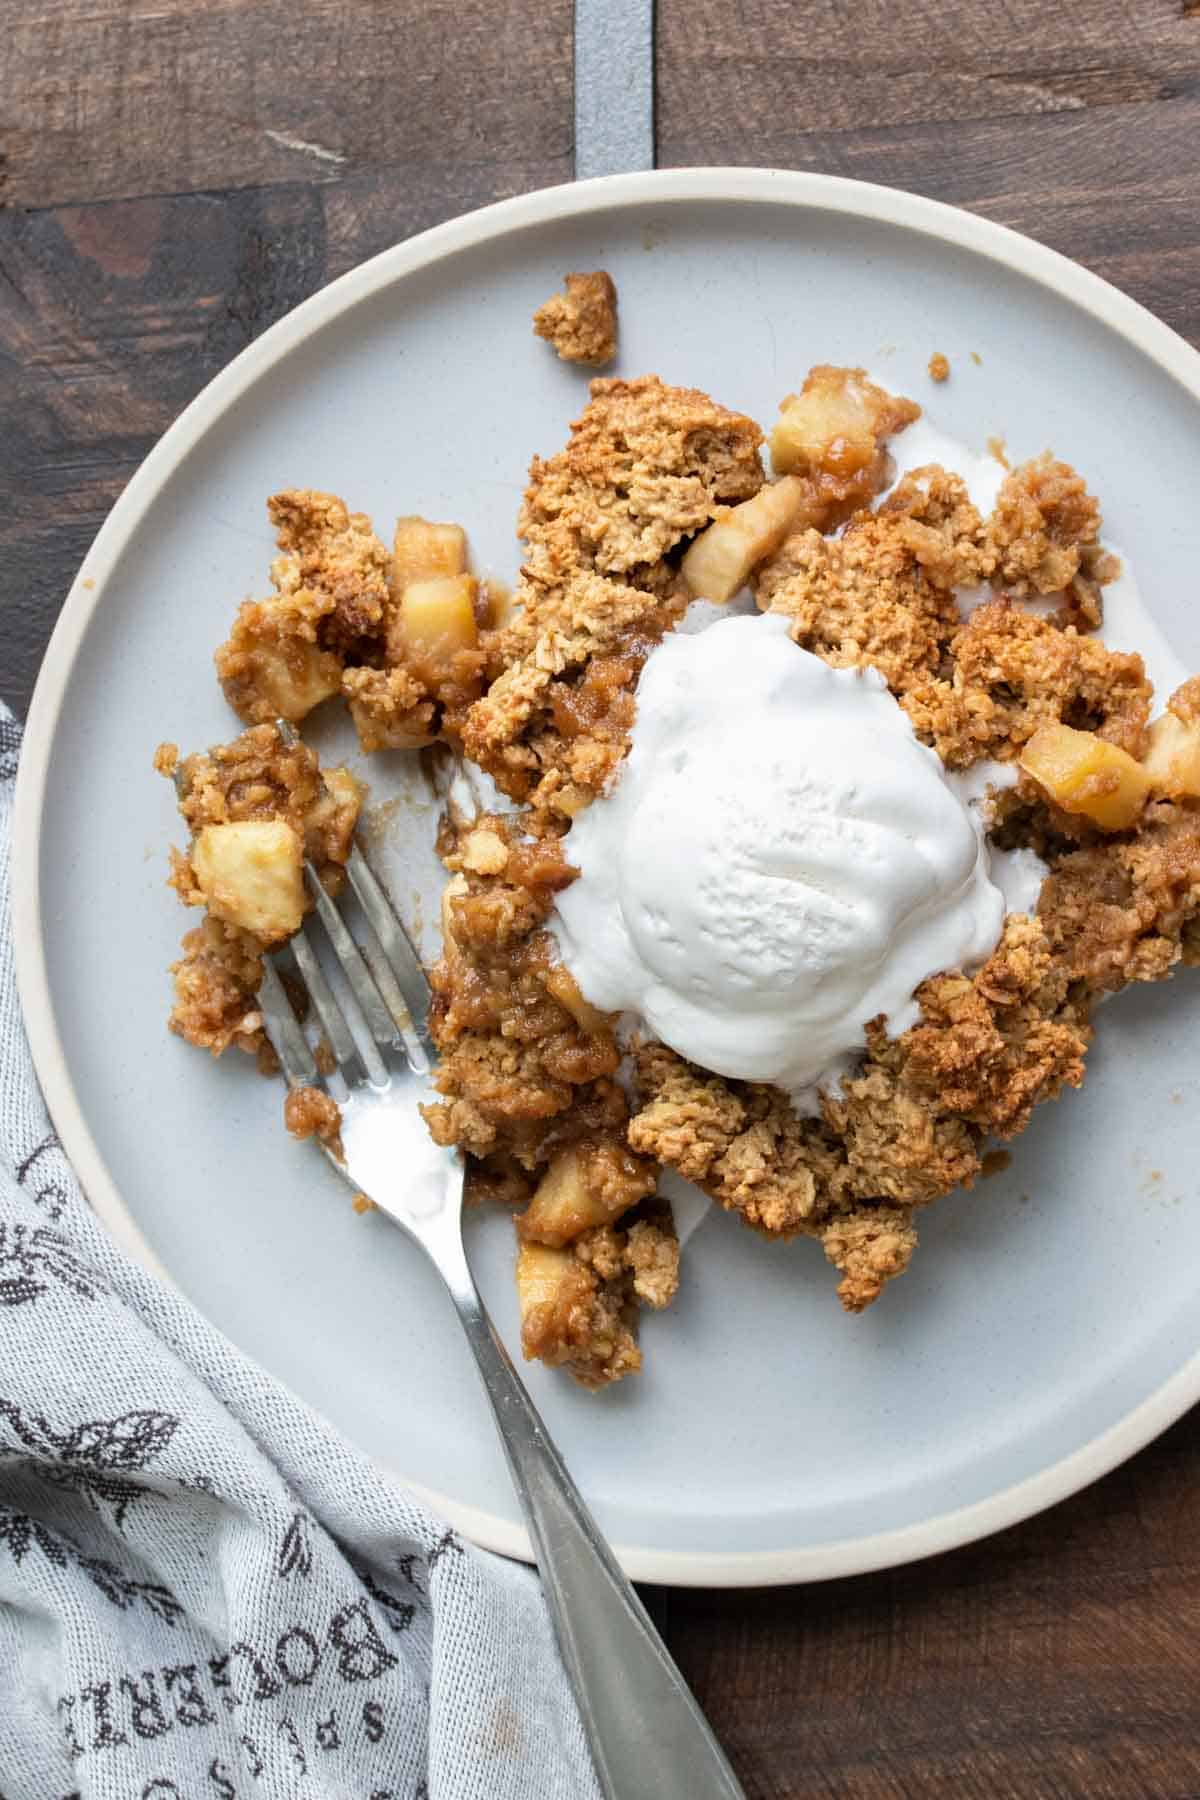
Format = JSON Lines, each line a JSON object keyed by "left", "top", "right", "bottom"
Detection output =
{"left": 256, "top": 781, "right": 746, "bottom": 1800}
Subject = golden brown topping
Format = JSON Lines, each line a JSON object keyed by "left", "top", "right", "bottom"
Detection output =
{"left": 756, "top": 511, "right": 964, "bottom": 696}
{"left": 169, "top": 723, "right": 361, "bottom": 895}
{"left": 519, "top": 374, "right": 764, "bottom": 590}
{"left": 904, "top": 601, "right": 1151, "bottom": 768}
{"left": 267, "top": 488, "right": 391, "bottom": 653}
{"left": 342, "top": 665, "right": 437, "bottom": 752}
{"left": 214, "top": 491, "right": 391, "bottom": 726}
{"left": 515, "top": 1240, "right": 642, "bottom": 1388}
{"left": 284, "top": 1085, "right": 344, "bottom": 1158}
{"left": 463, "top": 569, "right": 683, "bottom": 817}
{"left": 629, "top": 909, "right": 1094, "bottom": 1311}
{"left": 215, "top": 591, "right": 344, "bottom": 726}
{"left": 533, "top": 271, "right": 619, "bottom": 367}
{"left": 822, "top": 1209, "right": 918, "bottom": 1313}
{"left": 163, "top": 726, "right": 362, "bottom": 1060}
{"left": 984, "top": 454, "right": 1103, "bottom": 598}
{"left": 168, "top": 916, "right": 265, "bottom": 1058}
{"left": 927, "top": 351, "right": 950, "bottom": 383}
{"left": 1168, "top": 676, "right": 1200, "bottom": 726}
{"left": 1039, "top": 802, "right": 1200, "bottom": 995}
{"left": 459, "top": 827, "right": 510, "bottom": 876}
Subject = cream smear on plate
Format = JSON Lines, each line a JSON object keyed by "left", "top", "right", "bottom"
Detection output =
{"left": 881, "top": 408, "right": 1007, "bottom": 517}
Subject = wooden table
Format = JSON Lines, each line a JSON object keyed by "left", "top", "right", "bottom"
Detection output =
{"left": 4, "top": 2, "right": 1199, "bottom": 1792}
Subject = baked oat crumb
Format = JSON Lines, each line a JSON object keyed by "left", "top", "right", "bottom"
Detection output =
{"left": 515, "top": 1239, "right": 642, "bottom": 1387}
{"left": 461, "top": 374, "right": 765, "bottom": 822}
{"left": 928, "top": 351, "right": 950, "bottom": 383}
{"left": 168, "top": 915, "right": 265, "bottom": 1057}
{"left": 162, "top": 724, "right": 362, "bottom": 1059}
{"left": 533, "top": 271, "right": 619, "bottom": 367}
{"left": 268, "top": 488, "right": 392, "bottom": 653}
{"left": 822, "top": 1208, "right": 918, "bottom": 1312}
{"left": 985, "top": 454, "right": 1103, "bottom": 598}
{"left": 903, "top": 600, "right": 1151, "bottom": 769}
{"left": 284, "top": 1084, "right": 344, "bottom": 1158}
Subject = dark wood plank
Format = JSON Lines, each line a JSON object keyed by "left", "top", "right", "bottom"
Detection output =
{"left": 658, "top": 0, "right": 1200, "bottom": 347}
{"left": 0, "top": 0, "right": 572, "bottom": 208}
{"left": 664, "top": 1410, "right": 1200, "bottom": 1797}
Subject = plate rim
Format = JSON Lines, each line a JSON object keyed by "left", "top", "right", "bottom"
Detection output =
{"left": 14, "top": 165, "right": 1200, "bottom": 1587}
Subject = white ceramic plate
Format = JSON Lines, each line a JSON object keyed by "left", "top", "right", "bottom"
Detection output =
{"left": 16, "top": 170, "right": 1200, "bottom": 1588}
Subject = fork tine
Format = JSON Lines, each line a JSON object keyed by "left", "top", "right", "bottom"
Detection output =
{"left": 303, "top": 867, "right": 406, "bottom": 1054}
{"left": 345, "top": 845, "right": 435, "bottom": 1072}
{"left": 290, "top": 926, "right": 364, "bottom": 1082}
{"left": 258, "top": 958, "right": 320, "bottom": 1087}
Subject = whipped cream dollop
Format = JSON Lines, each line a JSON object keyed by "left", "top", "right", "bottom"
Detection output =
{"left": 550, "top": 612, "right": 1007, "bottom": 1094}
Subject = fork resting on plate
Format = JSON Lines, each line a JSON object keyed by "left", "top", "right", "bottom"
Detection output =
{"left": 252, "top": 757, "right": 745, "bottom": 1800}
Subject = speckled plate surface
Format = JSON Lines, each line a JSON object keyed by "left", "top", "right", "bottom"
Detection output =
{"left": 15, "top": 170, "right": 1200, "bottom": 1585}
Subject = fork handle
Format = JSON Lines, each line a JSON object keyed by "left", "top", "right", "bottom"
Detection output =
{"left": 438, "top": 1242, "right": 745, "bottom": 1800}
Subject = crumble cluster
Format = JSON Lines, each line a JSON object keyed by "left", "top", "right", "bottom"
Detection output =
{"left": 462, "top": 375, "right": 767, "bottom": 823}
{"left": 419, "top": 812, "right": 679, "bottom": 1385}
{"left": 533, "top": 270, "right": 619, "bottom": 367}
{"left": 163, "top": 724, "right": 361, "bottom": 1065}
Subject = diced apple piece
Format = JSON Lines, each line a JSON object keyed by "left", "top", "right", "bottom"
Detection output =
{"left": 769, "top": 365, "right": 920, "bottom": 481}
{"left": 1141, "top": 712, "right": 1200, "bottom": 799}
{"left": 519, "top": 1149, "right": 603, "bottom": 1248}
{"left": 249, "top": 640, "right": 343, "bottom": 721}
{"left": 437, "top": 873, "right": 470, "bottom": 974}
{"left": 349, "top": 708, "right": 437, "bottom": 752}
{"left": 682, "top": 476, "right": 816, "bottom": 602}
{"left": 320, "top": 765, "right": 363, "bottom": 814}
{"left": 520, "top": 1142, "right": 655, "bottom": 1248}
{"left": 343, "top": 667, "right": 438, "bottom": 751}
{"left": 515, "top": 1241, "right": 591, "bottom": 1320}
{"left": 388, "top": 574, "right": 479, "bottom": 676}
{"left": 191, "top": 820, "right": 305, "bottom": 941}
{"left": 515, "top": 1237, "right": 640, "bottom": 1383}
{"left": 770, "top": 365, "right": 896, "bottom": 478}
{"left": 392, "top": 517, "right": 467, "bottom": 593}
{"left": 1020, "top": 724, "right": 1151, "bottom": 831}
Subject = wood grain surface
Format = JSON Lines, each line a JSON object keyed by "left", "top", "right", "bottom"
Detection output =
{"left": 4, "top": 2, "right": 1200, "bottom": 1794}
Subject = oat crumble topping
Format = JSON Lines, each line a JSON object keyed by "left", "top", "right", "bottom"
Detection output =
{"left": 158, "top": 358, "right": 1200, "bottom": 1384}
{"left": 533, "top": 271, "right": 619, "bottom": 367}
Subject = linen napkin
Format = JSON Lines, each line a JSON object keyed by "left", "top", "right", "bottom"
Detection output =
{"left": 0, "top": 703, "right": 600, "bottom": 1799}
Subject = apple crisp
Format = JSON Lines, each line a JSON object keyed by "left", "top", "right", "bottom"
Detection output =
{"left": 160, "top": 356, "right": 1200, "bottom": 1385}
